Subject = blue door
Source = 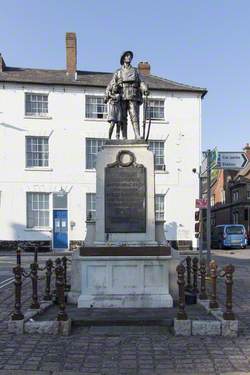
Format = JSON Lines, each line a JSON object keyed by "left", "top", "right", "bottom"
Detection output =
{"left": 53, "top": 210, "right": 68, "bottom": 249}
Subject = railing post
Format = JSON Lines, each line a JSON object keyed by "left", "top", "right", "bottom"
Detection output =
{"left": 199, "top": 258, "right": 208, "bottom": 300}
{"left": 55, "top": 259, "right": 68, "bottom": 321}
{"left": 192, "top": 257, "right": 199, "bottom": 294}
{"left": 30, "top": 247, "right": 40, "bottom": 309}
{"left": 185, "top": 256, "right": 192, "bottom": 291}
{"left": 62, "top": 256, "right": 70, "bottom": 291}
{"left": 209, "top": 260, "right": 219, "bottom": 309}
{"left": 11, "top": 247, "right": 24, "bottom": 320}
{"left": 176, "top": 263, "right": 187, "bottom": 320}
{"left": 43, "top": 259, "right": 53, "bottom": 301}
{"left": 223, "top": 264, "right": 235, "bottom": 320}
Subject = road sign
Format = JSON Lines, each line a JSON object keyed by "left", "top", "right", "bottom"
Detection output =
{"left": 196, "top": 198, "right": 208, "bottom": 209}
{"left": 217, "top": 152, "right": 248, "bottom": 170}
{"left": 201, "top": 147, "right": 218, "bottom": 175}
{"left": 210, "top": 147, "right": 218, "bottom": 168}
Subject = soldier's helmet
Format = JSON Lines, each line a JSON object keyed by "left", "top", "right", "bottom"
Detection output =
{"left": 120, "top": 51, "right": 133, "bottom": 65}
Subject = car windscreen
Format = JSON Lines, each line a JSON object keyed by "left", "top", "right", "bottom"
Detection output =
{"left": 226, "top": 226, "right": 244, "bottom": 234}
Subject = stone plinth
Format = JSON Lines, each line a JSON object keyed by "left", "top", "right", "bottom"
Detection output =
{"left": 69, "top": 248, "right": 173, "bottom": 308}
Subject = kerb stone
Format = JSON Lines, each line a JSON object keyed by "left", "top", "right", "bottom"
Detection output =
{"left": 8, "top": 319, "right": 24, "bottom": 334}
{"left": 174, "top": 319, "right": 191, "bottom": 336}
{"left": 221, "top": 320, "right": 238, "bottom": 337}
{"left": 24, "top": 321, "right": 59, "bottom": 335}
{"left": 192, "top": 320, "right": 221, "bottom": 336}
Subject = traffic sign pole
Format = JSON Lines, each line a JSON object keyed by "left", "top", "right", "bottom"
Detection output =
{"left": 199, "top": 166, "right": 203, "bottom": 260}
{"left": 207, "top": 150, "right": 211, "bottom": 263}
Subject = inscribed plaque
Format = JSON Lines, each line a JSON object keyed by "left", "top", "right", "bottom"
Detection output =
{"left": 105, "top": 165, "right": 146, "bottom": 233}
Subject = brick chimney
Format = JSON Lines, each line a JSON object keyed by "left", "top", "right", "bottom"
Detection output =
{"left": 138, "top": 61, "right": 151, "bottom": 76}
{"left": 243, "top": 143, "right": 250, "bottom": 160}
{"left": 0, "top": 53, "right": 6, "bottom": 72}
{"left": 66, "top": 32, "right": 77, "bottom": 75}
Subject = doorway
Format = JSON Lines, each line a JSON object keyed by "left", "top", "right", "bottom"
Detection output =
{"left": 52, "top": 192, "right": 68, "bottom": 250}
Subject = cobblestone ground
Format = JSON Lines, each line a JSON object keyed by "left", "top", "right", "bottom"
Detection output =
{"left": 0, "top": 250, "right": 250, "bottom": 374}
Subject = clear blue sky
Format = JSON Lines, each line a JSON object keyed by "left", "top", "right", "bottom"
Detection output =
{"left": 1, "top": 0, "right": 249, "bottom": 152}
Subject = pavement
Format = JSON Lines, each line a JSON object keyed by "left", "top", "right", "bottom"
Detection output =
{"left": 1, "top": 248, "right": 250, "bottom": 374}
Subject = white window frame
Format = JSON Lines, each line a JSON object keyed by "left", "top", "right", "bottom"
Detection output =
{"left": 25, "top": 136, "right": 49, "bottom": 168}
{"left": 149, "top": 140, "right": 165, "bottom": 171}
{"left": 232, "top": 190, "right": 239, "bottom": 202}
{"left": 86, "top": 193, "right": 96, "bottom": 221}
{"left": 85, "top": 95, "right": 107, "bottom": 120}
{"left": 247, "top": 190, "right": 250, "bottom": 199}
{"left": 155, "top": 194, "right": 165, "bottom": 221}
{"left": 26, "top": 192, "right": 50, "bottom": 229}
{"left": 233, "top": 212, "right": 239, "bottom": 224}
{"left": 85, "top": 138, "right": 106, "bottom": 170}
{"left": 146, "top": 98, "right": 165, "bottom": 121}
{"left": 211, "top": 195, "right": 215, "bottom": 207}
{"left": 221, "top": 189, "right": 226, "bottom": 204}
{"left": 25, "top": 92, "right": 49, "bottom": 118}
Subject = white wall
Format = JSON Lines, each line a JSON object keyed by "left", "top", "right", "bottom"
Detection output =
{"left": 0, "top": 82, "right": 202, "bottom": 247}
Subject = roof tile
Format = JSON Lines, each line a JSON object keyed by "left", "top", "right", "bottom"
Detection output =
{"left": 0, "top": 67, "right": 207, "bottom": 97}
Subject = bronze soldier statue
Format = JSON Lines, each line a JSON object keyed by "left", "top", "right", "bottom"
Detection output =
{"left": 105, "top": 51, "right": 149, "bottom": 140}
{"left": 105, "top": 83, "right": 122, "bottom": 139}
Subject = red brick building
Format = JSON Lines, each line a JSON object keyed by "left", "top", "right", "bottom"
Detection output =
{"left": 211, "top": 144, "right": 250, "bottom": 240}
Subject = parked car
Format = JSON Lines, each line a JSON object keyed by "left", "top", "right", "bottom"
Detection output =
{"left": 211, "top": 224, "right": 248, "bottom": 249}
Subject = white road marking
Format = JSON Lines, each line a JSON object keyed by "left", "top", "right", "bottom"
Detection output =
{"left": 0, "top": 277, "right": 13, "bottom": 285}
{"left": 0, "top": 278, "right": 14, "bottom": 289}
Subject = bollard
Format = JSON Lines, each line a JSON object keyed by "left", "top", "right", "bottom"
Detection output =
{"left": 209, "top": 260, "right": 219, "bottom": 309}
{"left": 30, "top": 247, "right": 40, "bottom": 309}
{"left": 52, "top": 258, "right": 62, "bottom": 303}
{"left": 43, "top": 259, "right": 53, "bottom": 301}
{"left": 55, "top": 260, "right": 68, "bottom": 321}
{"left": 11, "top": 247, "right": 24, "bottom": 320}
{"left": 176, "top": 263, "right": 187, "bottom": 320}
{"left": 223, "top": 264, "right": 235, "bottom": 320}
{"left": 185, "top": 256, "right": 192, "bottom": 292}
{"left": 199, "top": 258, "right": 208, "bottom": 300}
{"left": 192, "top": 257, "right": 199, "bottom": 294}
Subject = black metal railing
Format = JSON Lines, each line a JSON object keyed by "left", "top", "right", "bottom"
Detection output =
{"left": 176, "top": 256, "right": 235, "bottom": 321}
{"left": 11, "top": 246, "right": 71, "bottom": 322}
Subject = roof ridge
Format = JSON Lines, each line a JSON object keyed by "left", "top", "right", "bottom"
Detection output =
{"left": 234, "top": 162, "right": 250, "bottom": 178}
{"left": 149, "top": 73, "right": 206, "bottom": 91}
{"left": 4, "top": 66, "right": 113, "bottom": 75}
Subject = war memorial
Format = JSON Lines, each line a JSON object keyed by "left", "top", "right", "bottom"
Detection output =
{"left": 6, "top": 49, "right": 238, "bottom": 341}
{"left": 68, "top": 51, "right": 176, "bottom": 308}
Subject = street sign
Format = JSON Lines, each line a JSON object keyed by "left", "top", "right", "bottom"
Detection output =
{"left": 201, "top": 147, "right": 218, "bottom": 175}
{"left": 196, "top": 198, "right": 208, "bottom": 209}
{"left": 210, "top": 147, "right": 218, "bottom": 168}
{"left": 217, "top": 152, "right": 248, "bottom": 170}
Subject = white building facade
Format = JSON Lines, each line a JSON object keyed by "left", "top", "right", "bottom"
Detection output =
{"left": 0, "top": 33, "right": 207, "bottom": 251}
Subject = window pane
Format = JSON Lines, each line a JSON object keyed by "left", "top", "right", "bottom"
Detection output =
{"left": 25, "top": 93, "right": 48, "bottom": 116}
{"left": 86, "top": 138, "right": 106, "bottom": 169}
{"left": 26, "top": 137, "right": 49, "bottom": 167}
{"left": 86, "top": 193, "right": 96, "bottom": 220}
{"left": 146, "top": 99, "right": 165, "bottom": 120}
{"left": 53, "top": 193, "right": 67, "bottom": 209}
{"left": 155, "top": 195, "right": 165, "bottom": 221}
{"left": 85, "top": 96, "right": 107, "bottom": 119}
{"left": 149, "top": 141, "right": 165, "bottom": 170}
{"left": 27, "top": 192, "right": 50, "bottom": 228}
